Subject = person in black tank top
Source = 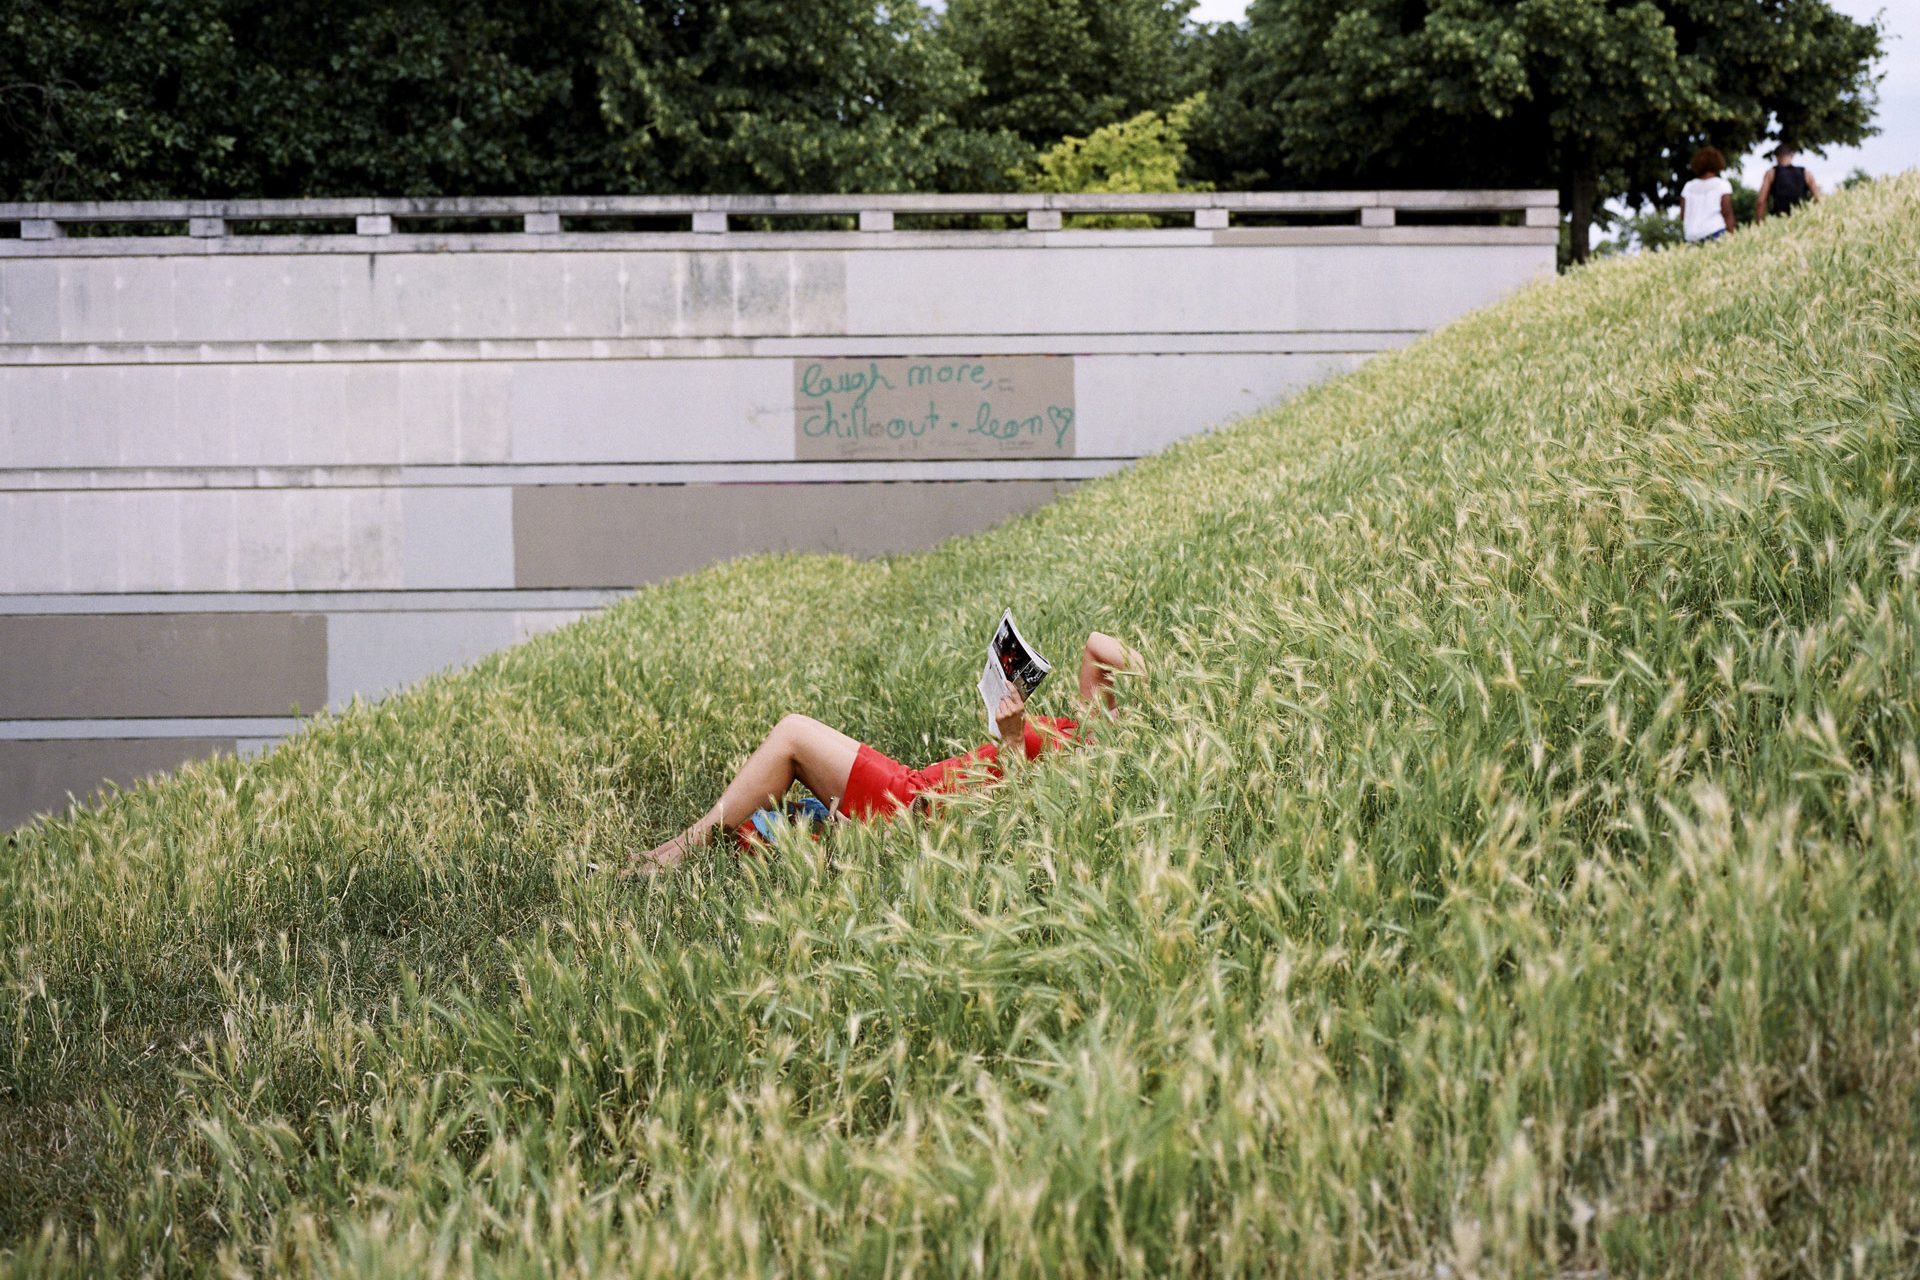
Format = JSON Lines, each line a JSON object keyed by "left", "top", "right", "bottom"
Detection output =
{"left": 1757, "top": 143, "right": 1821, "bottom": 222}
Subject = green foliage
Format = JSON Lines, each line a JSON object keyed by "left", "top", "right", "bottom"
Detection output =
{"left": 4, "top": 178, "right": 1920, "bottom": 1276}
{"left": 1021, "top": 93, "right": 1208, "bottom": 195}
{"left": 1017, "top": 94, "right": 1211, "bottom": 228}
{"left": 594, "top": 0, "right": 1023, "bottom": 195}
{"left": 1221, "top": 0, "right": 1884, "bottom": 261}
{"left": 1178, "top": 19, "right": 1280, "bottom": 190}
{"left": 0, "top": 0, "right": 1021, "bottom": 200}
{"left": 1594, "top": 206, "right": 1688, "bottom": 259}
{"left": 0, "top": 0, "right": 622, "bottom": 200}
{"left": 937, "top": 0, "right": 1204, "bottom": 151}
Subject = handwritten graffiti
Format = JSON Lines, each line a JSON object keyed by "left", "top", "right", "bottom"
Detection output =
{"left": 794, "top": 356, "right": 1076, "bottom": 461}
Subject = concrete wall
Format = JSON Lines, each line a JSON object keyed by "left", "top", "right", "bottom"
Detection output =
{"left": 0, "top": 192, "right": 1558, "bottom": 828}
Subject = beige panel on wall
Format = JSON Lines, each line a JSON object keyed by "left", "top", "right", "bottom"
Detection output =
{"left": 0, "top": 737, "right": 236, "bottom": 832}
{"left": 513, "top": 479, "right": 1074, "bottom": 588}
{"left": 0, "top": 613, "right": 327, "bottom": 718}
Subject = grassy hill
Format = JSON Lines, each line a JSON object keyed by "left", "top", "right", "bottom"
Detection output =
{"left": 5, "top": 175, "right": 1920, "bottom": 1276}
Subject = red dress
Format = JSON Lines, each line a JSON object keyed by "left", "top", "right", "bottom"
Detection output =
{"left": 840, "top": 715, "right": 1081, "bottom": 818}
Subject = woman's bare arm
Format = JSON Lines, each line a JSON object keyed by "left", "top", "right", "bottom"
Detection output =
{"left": 1078, "top": 631, "right": 1143, "bottom": 717}
{"left": 993, "top": 687, "right": 1028, "bottom": 761}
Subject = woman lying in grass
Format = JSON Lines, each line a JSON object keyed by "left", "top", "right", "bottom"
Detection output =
{"left": 627, "top": 631, "right": 1141, "bottom": 874}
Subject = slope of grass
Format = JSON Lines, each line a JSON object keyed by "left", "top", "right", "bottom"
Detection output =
{"left": 4, "top": 175, "right": 1920, "bottom": 1277}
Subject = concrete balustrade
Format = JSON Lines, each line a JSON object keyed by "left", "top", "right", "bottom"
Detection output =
{"left": 0, "top": 190, "right": 1559, "bottom": 827}
{"left": 3, "top": 189, "right": 1556, "bottom": 239}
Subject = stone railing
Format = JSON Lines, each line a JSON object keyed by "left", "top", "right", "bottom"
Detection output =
{"left": 0, "top": 189, "right": 1560, "bottom": 247}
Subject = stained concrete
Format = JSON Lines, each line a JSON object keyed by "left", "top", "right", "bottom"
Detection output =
{"left": 512, "top": 480, "right": 1075, "bottom": 588}
{"left": 0, "top": 613, "right": 326, "bottom": 718}
{"left": 1, "top": 736, "right": 234, "bottom": 831}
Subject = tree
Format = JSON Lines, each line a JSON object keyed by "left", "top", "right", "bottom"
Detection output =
{"left": 1221, "top": 0, "right": 1883, "bottom": 261}
{"left": 596, "top": 0, "right": 1021, "bottom": 194}
{"left": 1180, "top": 20, "right": 1279, "bottom": 190}
{"left": 0, "top": 0, "right": 1021, "bottom": 200}
{"left": 0, "top": 0, "right": 621, "bottom": 200}
{"left": 1021, "top": 94, "right": 1209, "bottom": 194}
{"left": 1019, "top": 93, "right": 1210, "bottom": 226}
{"left": 936, "top": 0, "right": 1204, "bottom": 152}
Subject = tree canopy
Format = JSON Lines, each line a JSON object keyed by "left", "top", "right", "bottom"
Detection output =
{"left": 0, "top": 0, "right": 1888, "bottom": 258}
{"left": 1218, "top": 0, "right": 1884, "bottom": 260}
{"left": 0, "top": 0, "right": 620, "bottom": 200}
{"left": 595, "top": 0, "right": 1021, "bottom": 194}
{"left": 0, "top": 0, "right": 1019, "bottom": 200}
{"left": 934, "top": 0, "right": 1203, "bottom": 150}
{"left": 1019, "top": 94, "right": 1210, "bottom": 197}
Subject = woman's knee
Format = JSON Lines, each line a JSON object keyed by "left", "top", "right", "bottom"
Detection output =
{"left": 775, "top": 710, "right": 858, "bottom": 758}
{"left": 772, "top": 713, "right": 822, "bottom": 746}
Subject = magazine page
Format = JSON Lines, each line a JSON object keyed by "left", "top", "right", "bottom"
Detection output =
{"left": 978, "top": 609, "right": 1052, "bottom": 735}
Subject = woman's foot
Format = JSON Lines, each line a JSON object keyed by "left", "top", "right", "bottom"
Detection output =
{"left": 621, "top": 833, "right": 692, "bottom": 877}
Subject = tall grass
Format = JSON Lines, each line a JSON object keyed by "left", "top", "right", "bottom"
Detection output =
{"left": 4, "top": 175, "right": 1919, "bottom": 1277}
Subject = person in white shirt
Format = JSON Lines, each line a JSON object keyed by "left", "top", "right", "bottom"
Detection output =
{"left": 1680, "top": 146, "right": 1735, "bottom": 244}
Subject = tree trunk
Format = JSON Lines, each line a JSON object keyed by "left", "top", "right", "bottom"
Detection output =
{"left": 1568, "top": 172, "right": 1598, "bottom": 265}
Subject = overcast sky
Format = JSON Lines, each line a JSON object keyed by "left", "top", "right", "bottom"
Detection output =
{"left": 1187, "top": 0, "right": 1919, "bottom": 188}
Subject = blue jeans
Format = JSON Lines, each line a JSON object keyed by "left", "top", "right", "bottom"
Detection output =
{"left": 1689, "top": 228, "right": 1726, "bottom": 244}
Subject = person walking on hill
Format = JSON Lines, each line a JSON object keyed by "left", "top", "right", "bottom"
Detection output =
{"left": 626, "top": 630, "right": 1143, "bottom": 875}
{"left": 1680, "top": 146, "right": 1735, "bottom": 245}
{"left": 1756, "top": 143, "right": 1820, "bottom": 222}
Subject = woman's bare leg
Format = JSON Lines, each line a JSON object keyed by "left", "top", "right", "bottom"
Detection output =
{"left": 1078, "top": 631, "right": 1143, "bottom": 717}
{"left": 629, "top": 714, "right": 861, "bottom": 873}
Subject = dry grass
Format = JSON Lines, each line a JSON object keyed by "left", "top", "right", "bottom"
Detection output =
{"left": 4, "top": 174, "right": 1919, "bottom": 1277}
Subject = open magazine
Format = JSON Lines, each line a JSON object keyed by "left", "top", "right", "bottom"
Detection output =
{"left": 978, "top": 609, "right": 1052, "bottom": 735}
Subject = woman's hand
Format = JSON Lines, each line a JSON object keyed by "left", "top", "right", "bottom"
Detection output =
{"left": 994, "top": 686, "right": 1027, "bottom": 751}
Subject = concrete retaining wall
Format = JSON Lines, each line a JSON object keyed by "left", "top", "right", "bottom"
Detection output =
{"left": 0, "top": 191, "right": 1558, "bottom": 828}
